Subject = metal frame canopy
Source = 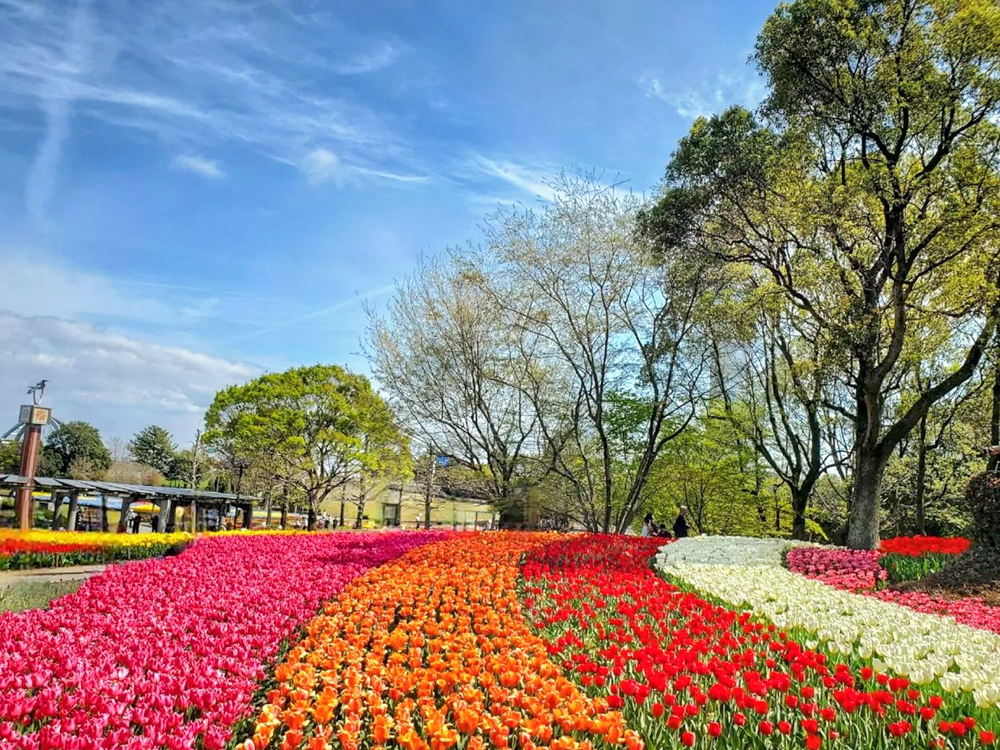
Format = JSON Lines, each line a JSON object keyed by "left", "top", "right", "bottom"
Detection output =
{"left": 0, "top": 475, "right": 257, "bottom": 503}
{"left": 0, "top": 475, "right": 260, "bottom": 532}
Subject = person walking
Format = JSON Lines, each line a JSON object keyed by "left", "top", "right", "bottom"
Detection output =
{"left": 640, "top": 513, "right": 655, "bottom": 537}
{"left": 672, "top": 506, "right": 689, "bottom": 539}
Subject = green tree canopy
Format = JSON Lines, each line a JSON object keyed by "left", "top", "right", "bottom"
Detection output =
{"left": 0, "top": 441, "right": 21, "bottom": 474}
{"left": 128, "top": 425, "right": 177, "bottom": 476}
{"left": 641, "top": 0, "right": 1000, "bottom": 548}
{"left": 40, "top": 421, "right": 112, "bottom": 478}
{"left": 204, "top": 365, "right": 409, "bottom": 529}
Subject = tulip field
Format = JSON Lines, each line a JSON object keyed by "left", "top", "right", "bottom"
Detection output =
{"left": 0, "top": 530, "right": 193, "bottom": 570}
{"left": 0, "top": 531, "right": 997, "bottom": 750}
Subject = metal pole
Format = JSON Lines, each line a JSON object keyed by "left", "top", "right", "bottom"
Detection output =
{"left": 190, "top": 431, "right": 201, "bottom": 490}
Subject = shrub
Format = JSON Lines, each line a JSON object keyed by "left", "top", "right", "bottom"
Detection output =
{"left": 965, "top": 472, "right": 1000, "bottom": 548}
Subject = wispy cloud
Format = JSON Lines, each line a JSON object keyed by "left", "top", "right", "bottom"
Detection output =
{"left": 642, "top": 69, "right": 767, "bottom": 120}
{"left": 24, "top": 0, "right": 96, "bottom": 221}
{"left": 171, "top": 154, "right": 226, "bottom": 179}
{"left": 335, "top": 41, "right": 401, "bottom": 75}
{"left": 468, "top": 155, "right": 558, "bottom": 200}
{"left": 0, "top": 0, "right": 421, "bottom": 206}
{"left": 229, "top": 284, "right": 394, "bottom": 342}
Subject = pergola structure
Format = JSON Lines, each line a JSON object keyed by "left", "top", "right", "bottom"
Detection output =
{"left": 0, "top": 475, "right": 260, "bottom": 533}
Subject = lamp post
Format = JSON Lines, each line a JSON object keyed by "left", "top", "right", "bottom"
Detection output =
{"left": 14, "top": 382, "right": 51, "bottom": 532}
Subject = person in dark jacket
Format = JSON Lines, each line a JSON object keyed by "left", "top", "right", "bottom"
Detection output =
{"left": 672, "top": 505, "right": 689, "bottom": 539}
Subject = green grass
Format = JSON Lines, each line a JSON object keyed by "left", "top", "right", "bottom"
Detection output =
{"left": 0, "top": 579, "right": 82, "bottom": 613}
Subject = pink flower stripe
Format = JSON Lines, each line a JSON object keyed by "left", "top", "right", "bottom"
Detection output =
{"left": 870, "top": 590, "right": 1000, "bottom": 636}
{"left": 786, "top": 547, "right": 886, "bottom": 591}
{"left": 0, "top": 531, "right": 445, "bottom": 750}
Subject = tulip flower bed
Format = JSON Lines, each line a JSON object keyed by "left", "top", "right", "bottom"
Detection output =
{"left": 0, "top": 530, "right": 444, "bottom": 750}
{"left": 783, "top": 536, "right": 1000, "bottom": 634}
{"left": 0, "top": 530, "right": 191, "bottom": 570}
{"left": 238, "top": 532, "right": 639, "bottom": 750}
{"left": 658, "top": 540, "right": 1000, "bottom": 706}
{"left": 520, "top": 534, "right": 997, "bottom": 749}
{"left": 880, "top": 537, "right": 970, "bottom": 557}
{"left": 529, "top": 535, "right": 998, "bottom": 748}
{"left": 785, "top": 537, "right": 970, "bottom": 593}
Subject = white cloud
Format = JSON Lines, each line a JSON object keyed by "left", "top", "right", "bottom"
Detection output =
{"left": 0, "top": 310, "right": 261, "bottom": 441}
{"left": 171, "top": 154, "right": 226, "bottom": 179}
{"left": 468, "top": 155, "right": 557, "bottom": 200}
{"left": 642, "top": 69, "right": 768, "bottom": 120}
{"left": 301, "top": 148, "right": 341, "bottom": 184}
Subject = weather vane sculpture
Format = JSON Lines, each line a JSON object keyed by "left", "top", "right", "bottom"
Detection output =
{"left": 27, "top": 380, "right": 48, "bottom": 405}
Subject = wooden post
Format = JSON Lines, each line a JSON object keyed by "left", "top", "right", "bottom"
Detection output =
{"left": 117, "top": 496, "right": 135, "bottom": 533}
{"left": 67, "top": 492, "right": 80, "bottom": 531}
{"left": 51, "top": 491, "right": 64, "bottom": 530}
{"left": 14, "top": 423, "right": 43, "bottom": 531}
{"left": 190, "top": 498, "right": 197, "bottom": 533}
{"left": 243, "top": 502, "right": 253, "bottom": 529}
{"left": 100, "top": 494, "right": 109, "bottom": 532}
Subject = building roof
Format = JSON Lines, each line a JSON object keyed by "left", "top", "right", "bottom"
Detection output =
{"left": 0, "top": 475, "right": 257, "bottom": 503}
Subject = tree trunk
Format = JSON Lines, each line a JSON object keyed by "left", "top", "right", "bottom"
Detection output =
{"left": 339, "top": 485, "right": 347, "bottom": 528}
{"left": 847, "top": 451, "right": 884, "bottom": 549}
{"left": 790, "top": 489, "right": 808, "bottom": 540}
{"left": 355, "top": 476, "right": 366, "bottom": 529}
{"left": 307, "top": 492, "right": 317, "bottom": 531}
{"left": 423, "top": 474, "right": 432, "bottom": 530}
{"left": 990, "top": 352, "right": 1000, "bottom": 472}
{"left": 915, "top": 414, "right": 928, "bottom": 534}
{"left": 280, "top": 503, "right": 287, "bottom": 529}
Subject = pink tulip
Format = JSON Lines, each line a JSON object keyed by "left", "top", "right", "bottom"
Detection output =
{"left": 0, "top": 531, "right": 446, "bottom": 750}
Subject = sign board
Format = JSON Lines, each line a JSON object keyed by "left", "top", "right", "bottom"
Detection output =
{"left": 18, "top": 405, "right": 51, "bottom": 426}
{"left": 205, "top": 447, "right": 217, "bottom": 457}
{"left": 435, "top": 455, "right": 449, "bottom": 468}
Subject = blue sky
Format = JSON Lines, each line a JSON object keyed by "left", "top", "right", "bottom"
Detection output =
{"left": 0, "top": 0, "right": 774, "bottom": 446}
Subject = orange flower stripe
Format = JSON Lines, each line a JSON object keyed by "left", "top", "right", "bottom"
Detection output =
{"left": 241, "top": 533, "right": 641, "bottom": 750}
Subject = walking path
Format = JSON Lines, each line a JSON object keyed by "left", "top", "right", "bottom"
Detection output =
{"left": 0, "top": 564, "right": 106, "bottom": 587}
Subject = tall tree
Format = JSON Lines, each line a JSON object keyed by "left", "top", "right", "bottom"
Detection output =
{"left": 365, "top": 252, "right": 541, "bottom": 512}
{"left": 39, "top": 421, "right": 112, "bottom": 478}
{"left": 128, "top": 425, "right": 177, "bottom": 476}
{"left": 481, "top": 173, "right": 713, "bottom": 533}
{"left": 643, "top": 0, "right": 1000, "bottom": 548}
{"left": 204, "top": 365, "right": 408, "bottom": 530}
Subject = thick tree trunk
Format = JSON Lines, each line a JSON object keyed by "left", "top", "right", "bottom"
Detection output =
{"left": 915, "top": 414, "right": 928, "bottom": 534}
{"left": 847, "top": 451, "right": 884, "bottom": 549}
{"left": 355, "top": 477, "right": 366, "bottom": 529}
{"left": 790, "top": 489, "right": 808, "bottom": 540}
{"left": 307, "top": 492, "right": 317, "bottom": 531}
